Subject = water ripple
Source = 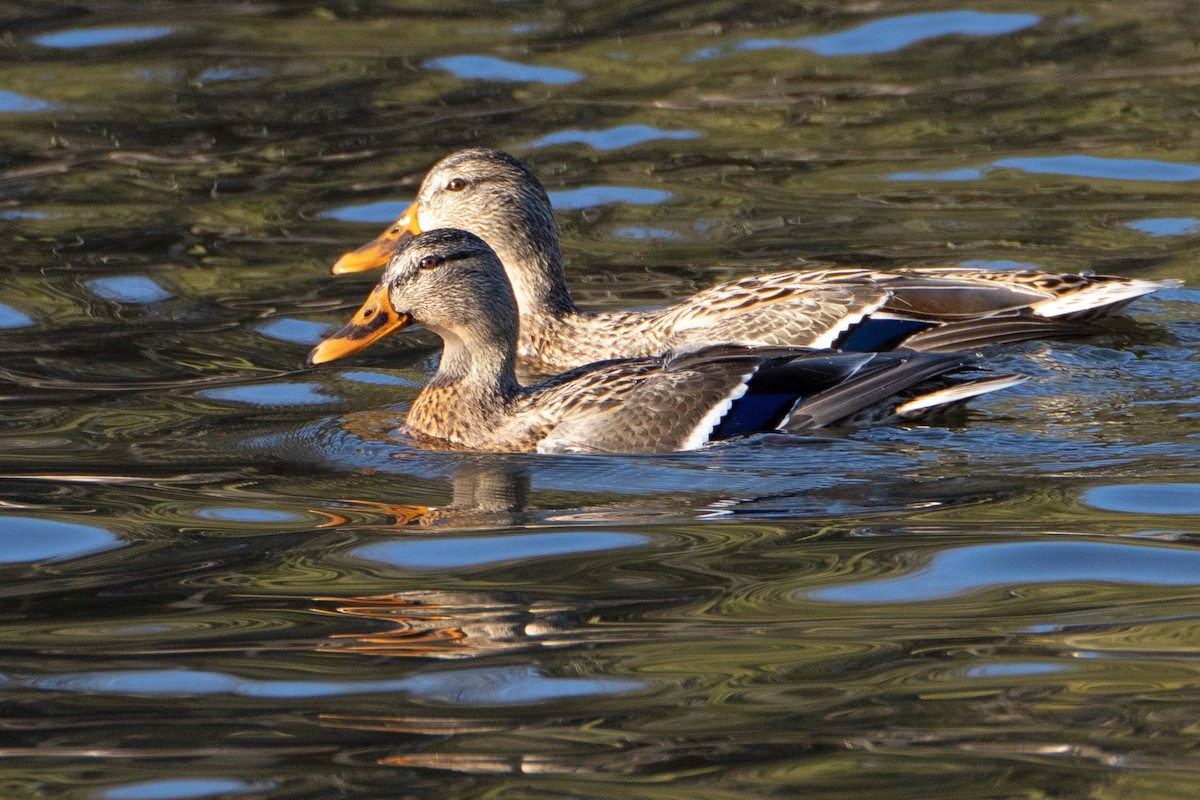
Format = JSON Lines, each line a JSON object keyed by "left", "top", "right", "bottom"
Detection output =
{"left": 0, "top": 515, "right": 123, "bottom": 563}
{"left": 1126, "top": 217, "right": 1200, "bottom": 237}
{"left": 33, "top": 26, "right": 174, "bottom": 48}
{"left": 529, "top": 125, "right": 701, "bottom": 150}
{"left": 423, "top": 55, "right": 582, "bottom": 84}
{"left": 196, "top": 383, "right": 340, "bottom": 407}
{"left": 194, "top": 507, "right": 306, "bottom": 523}
{"left": 547, "top": 186, "right": 673, "bottom": 210}
{"left": 0, "top": 302, "right": 34, "bottom": 328}
{"left": 1080, "top": 483, "right": 1200, "bottom": 515}
{"left": 996, "top": 155, "right": 1200, "bottom": 182}
{"left": 0, "top": 90, "right": 62, "bottom": 113}
{"left": 962, "top": 661, "right": 1070, "bottom": 679}
{"left": 810, "top": 540, "right": 1200, "bottom": 604}
{"left": 197, "top": 66, "right": 269, "bottom": 83}
{"left": 351, "top": 531, "right": 650, "bottom": 570}
{"left": 255, "top": 318, "right": 331, "bottom": 345}
{"left": 320, "top": 200, "right": 407, "bottom": 223}
{"left": 693, "top": 11, "right": 1040, "bottom": 59}
{"left": 890, "top": 154, "right": 1200, "bottom": 182}
{"left": 102, "top": 778, "right": 273, "bottom": 800}
{"left": 86, "top": 276, "right": 172, "bottom": 304}
{"left": 22, "top": 664, "right": 646, "bottom": 703}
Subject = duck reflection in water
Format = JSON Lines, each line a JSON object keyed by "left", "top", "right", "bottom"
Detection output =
{"left": 312, "top": 457, "right": 534, "bottom": 530}
{"left": 309, "top": 462, "right": 609, "bottom": 669}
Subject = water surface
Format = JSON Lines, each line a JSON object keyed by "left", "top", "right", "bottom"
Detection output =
{"left": 1, "top": 2, "right": 1198, "bottom": 799}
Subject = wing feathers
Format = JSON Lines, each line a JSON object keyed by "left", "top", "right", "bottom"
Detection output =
{"left": 781, "top": 352, "right": 974, "bottom": 430}
{"left": 893, "top": 374, "right": 1027, "bottom": 415}
{"left": 899, "top": 314, "right": 1096, "bottom": 352}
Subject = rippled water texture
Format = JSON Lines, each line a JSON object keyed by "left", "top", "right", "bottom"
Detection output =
{"left": 2, "top": 2, "right": 1199, "bottom": 798}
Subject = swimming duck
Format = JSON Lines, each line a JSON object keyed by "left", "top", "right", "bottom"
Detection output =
{"left": 310, "top": 229, "right": 1025, "bottom": 454}
{"left": 331, "top": 148, "right": 1179, "bottom": 372}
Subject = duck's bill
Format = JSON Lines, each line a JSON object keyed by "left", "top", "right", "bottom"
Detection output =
{"left": 308, "top": 286, "right": 411, "bottom": 365}
{"left": 331, "top": 205, "right": 422, "bottom": 274}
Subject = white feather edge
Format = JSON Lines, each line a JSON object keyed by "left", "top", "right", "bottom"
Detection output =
{"left": 808, "top": 294, "right": 892, "bottom": 349}
{"left": 1032, "top": 279, "right": 1179, "bottom": 318}
{"left": 678, "top": 370, "right": 755, "bottom": 451}
{"left": 894, "top": 374, "right": 1028, "bottom": 416}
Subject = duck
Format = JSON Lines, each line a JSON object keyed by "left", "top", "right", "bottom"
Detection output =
{"left": 309, "top": 228, "right": 1026, "bottom": 455}
{"left": 331, "top": 148, "right": 1180, "bottom": 373}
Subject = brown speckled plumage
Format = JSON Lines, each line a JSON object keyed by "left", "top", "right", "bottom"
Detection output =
{"left": 312, "top": 230, "right": 1026, "bottom": 454}
{"left": 333, "top": 148, "right": 1181, "bottom": 372}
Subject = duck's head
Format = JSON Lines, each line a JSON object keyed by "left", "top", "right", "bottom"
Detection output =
{"left": 331, "top": 148, "right": 556, "bottom": 276}
{"left": 310, "top": 228, "right": 519, "bottom": 365}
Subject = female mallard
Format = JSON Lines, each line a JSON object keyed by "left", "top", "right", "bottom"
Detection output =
{"left": 310, "top": 229, "right": 1024, "bottom": 454}
{"left": 332, "top": 148, "right": 1179, "bottom": 372}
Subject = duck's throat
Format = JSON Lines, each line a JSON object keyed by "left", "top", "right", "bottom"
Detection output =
{"left": 407, "top": 329, "right": 518, "bottom": 443}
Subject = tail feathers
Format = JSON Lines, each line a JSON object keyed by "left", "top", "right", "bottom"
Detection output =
{"left": 894, "top": 374, "right": 1027, "bottom": 416}
{"left": 1032, "top": 278, "right": 1181, "bottom": 319}
{"left": 900, "top": 314, "right": 1096, "bottom": 352}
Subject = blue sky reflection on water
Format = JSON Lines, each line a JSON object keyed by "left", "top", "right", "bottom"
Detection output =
{"left": 615, "top": 226, "right": 682, "bottom": 240}
{"left": 0, "top": 90, "right": 62, "bottom": 113}
{"left": 86, "top": 276, "right": 172, "bottom": 304}
{"left": 963, "top": 662, "right": 1070, "bottom": 679}
{"left": 0, "top": 303, "right": 34, "bottom": 329}
{"left": 890, "top": 155, "right": 1200, "bottom": 182}
{"left": 1125, "top": 217, "right": 1200, "bottom": 237}
{"left": 194, "top": 507, "right": 304, "bottom": 523}
{"left": 103, "top": 778, "right": 272, "bottom": 800}
{"left": 32, "top": 26, "right": 174, "bottom": 48}
{"left": 1080, "top": 483, "right": 1200, "bottom": 515}
{"left": 548, "top": 186, "right": 672, "bottom": 211}
{"left": 197, "top": 66, "right": 269, "bottom": 83}
{"left": 320, "top": 200, "right": 407, "bottom": 223}
{"left": 529, "top": 125, "right": 701, "bottom": 150}
{"left": 339, "top": 370, "right": 411, "bottom": 386}
{"left": 3, "top": 2, "right": 1200, "bottom": 794}
{"left": 996, "top": 155, "right": 1200, "bottom": 182}
{"left": 810, "top": 540, "right": 1200, "bottom": 603}
{"left": 24, "top": 664, "right": 646, "bottom": 704}
{"left": 692, "top": 10, "right": 1041, "bottom": 59}
{"left": 255, "top": 318, "right": 331, "bottom": 345}
{"left": 424, "top": 55, "right": 583, "bottom": 84}
{"left": 197, "top": 383, "right": 338, "bottom": 407}
{"left": 0, "top": 516, "right": 123, "bottom": 563}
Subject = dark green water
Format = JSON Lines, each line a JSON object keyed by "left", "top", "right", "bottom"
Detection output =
{"left": 2, "top": 2, "right": 1199, "bottom": 798}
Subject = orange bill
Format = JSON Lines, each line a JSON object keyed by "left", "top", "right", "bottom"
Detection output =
{"left": 309, "top": 285, "right": 411, "bottom": 365}
{"left": 331, "top": 204, "right": 422, "bottom": 274}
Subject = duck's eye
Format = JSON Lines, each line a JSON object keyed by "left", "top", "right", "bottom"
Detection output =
{"left": 446, "top": 177, "right": 468, "bottom": 192}
{"left": 418, "top": 254, "right": 444, "bottom": 270}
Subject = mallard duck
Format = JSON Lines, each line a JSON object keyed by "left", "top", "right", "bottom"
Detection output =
{"left": 331, "top": 148, "right": 1179, "bottom": 372}
{"left": 310, "top": 229, "right": 1025, "bottom": 454}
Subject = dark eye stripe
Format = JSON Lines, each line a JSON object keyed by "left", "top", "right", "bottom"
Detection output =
{"left": 415, "top": 248, "right": 491, "bottom": 271}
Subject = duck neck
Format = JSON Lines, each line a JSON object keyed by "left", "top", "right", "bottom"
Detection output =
{"left": 409, "top": 322, "right": 521, "bottom": 441}
{"left": 490, "top": 206, "right": 578, "bottom": 324}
